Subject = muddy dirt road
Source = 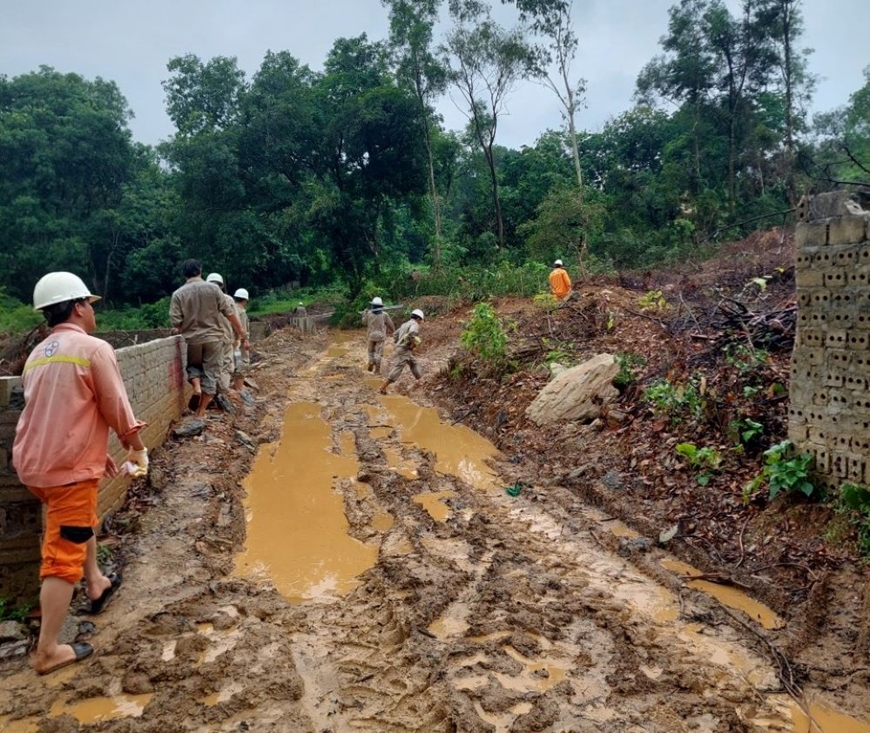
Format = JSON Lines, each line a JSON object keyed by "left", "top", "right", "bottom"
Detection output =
{"left": 0, "top": 328, "right": 862, "bottom": 731}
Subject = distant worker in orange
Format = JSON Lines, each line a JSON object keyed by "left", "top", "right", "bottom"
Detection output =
{"left": 548, "top": 259, "right": 572, "bottom": 300}
{"left": 13, "top": 272, "right": 148, "bottom": 675}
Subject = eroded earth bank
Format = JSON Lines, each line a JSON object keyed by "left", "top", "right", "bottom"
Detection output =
{"left": 0, "top": 323, "right": 867, "bottom": 732}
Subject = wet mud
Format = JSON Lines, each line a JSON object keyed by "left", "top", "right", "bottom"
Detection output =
{"left": 1, "top": 328, "right": 869, "bottom": 732}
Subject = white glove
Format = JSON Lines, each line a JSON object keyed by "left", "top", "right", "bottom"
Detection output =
{"left": 122, "top": 447, "right": 149, "bottom": 477}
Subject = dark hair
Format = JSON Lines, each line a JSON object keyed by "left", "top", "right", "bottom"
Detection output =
{"left": 233, "top": 296, "right": 246, "bottom": 303}
{"left": 43, "top": 298, "right": 83, "bottom": 328}
{"left": 182, "top": 259, "right": 202, "bottom": 278}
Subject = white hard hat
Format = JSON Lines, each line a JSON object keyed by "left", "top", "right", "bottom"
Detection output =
{"left": 206, "top": 272, "right": 224, "bottom": 285}
{"left": 33, "top": 272, "right": 101, "bottom": 311}
{"left": 234, "top": 288, "right": 249, "bottom": 300}
{"left": 371, "top": 296, "right": 383, "bottom": 307}
{"left": 411, "top": 309, "right": 424, "bottom": 320}
{"left": 554, "top": 259, "right": 563, "bottom": 266}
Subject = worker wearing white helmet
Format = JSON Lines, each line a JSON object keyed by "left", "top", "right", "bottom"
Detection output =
{"left": 205, "top": 272, "right": 239, "bottom": 397}
{"left": 232, "top": 288, "right": 252, "bottom": 390}
{"left": 14, "top": 272, "right": 148, "bottom": 674}
{"left": 549, "top": 258, "right": 572, "bottom": 300}
{"left": 362, "top": 295, "right": 395, "bottom": 374}
{"left": 379, "top": 308, "right": 424, "bottom": 394}
{"left": 169, "top": 260, "right": 247, "bottom": 416}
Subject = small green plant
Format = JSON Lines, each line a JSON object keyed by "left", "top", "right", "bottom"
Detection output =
{"left": 724, "top": 343, "right": 768, "bottom": 374}
{"left": 533, "top": 292, "right": 559, "bottom": 312}
{"left": 541, "top": 338, "right": 573, "bottom": 366}
{"left": 0, "top": 597, "right": 32, "bottom": 623}
{"left": 638, "top": 289, "right": 667, "bottom": 311}
{"left": 731, "top": 417, "right": 764, "bottom": 446}
{"left": 613, "top": 353, "right": 646, "bottom": 389}
{"left": 744, "top": 440, "right": 816, "bottom": 503}
{"left": 676, "top": 442, "right": 722, "bottom": 485}
{"left": 96, "top": 543, "right": 114, "bottom": 567}
{"left": 642, "top": 376, "right": 705, "bottom": 423}
{"left": 743, "top": 385, "right": 762, "bottom": 398}
{"left": 834, "top": 483, "right": 870, "bottom": 557}
{"left": 460, "top": 302, "right": 508, "bottom": 364}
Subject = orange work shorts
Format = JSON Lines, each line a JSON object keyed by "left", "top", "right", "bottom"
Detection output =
{"left": 28, "top": 479, "right": 99, "bottom": 584}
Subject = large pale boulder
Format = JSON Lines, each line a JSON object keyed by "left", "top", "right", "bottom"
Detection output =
{"left": 526, "top": 353, "right": 619, "bottom": 426}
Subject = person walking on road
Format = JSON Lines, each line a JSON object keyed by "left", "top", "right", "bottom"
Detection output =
{"left": 205, "top": 272, "right": 238, "bottom": 396}
{"left": 379, "top": 309, "right": 424, "bottom": 395}
{"left": 232, "top": 288, "right": 251, "bottom": 391}
{"left": 362, "top": 296, "right": 395, "bottom": 374}
{"left": 548, "top": 259, "right": 572, "bottom": 301}
{"left": 13, "top": 271, "right": 149, "bottom": 675}
{"left": 170, "top": 260, "right": 247, "bottom": 417}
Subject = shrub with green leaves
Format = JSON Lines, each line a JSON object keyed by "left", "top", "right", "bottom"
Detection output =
{"left": 642, "top": 376, "right": 705, "bottom": 422}
{"left": 613, "top": 353, "right": 646, "bottom": 389}
{"left": 744, "top": 440, "right": 816, "bottom": 503}
{"left": 460, "top": 302, "right": 508, "bottom": 364}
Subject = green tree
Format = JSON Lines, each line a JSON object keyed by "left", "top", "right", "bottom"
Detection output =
{"left": 383, "top": 0, "right": 449, "bottom": 259}
{"left": 0, "top": 67, "right": 138, "bottom": 300}
{"left": 442, "top": 5, "right": 536, "bottom": 249}
{"left": 310, "top": 36, "right": 428, "bottom": 295}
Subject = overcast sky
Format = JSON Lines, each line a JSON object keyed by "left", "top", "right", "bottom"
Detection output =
{"left": 1, "top": 1, "right": 866, "bottom": 150}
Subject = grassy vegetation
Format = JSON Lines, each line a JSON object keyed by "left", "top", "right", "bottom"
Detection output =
{"left": 0, "top": 288, "right": 42, "bottom": 335}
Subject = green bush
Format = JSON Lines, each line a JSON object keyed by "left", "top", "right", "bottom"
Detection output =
{"left": 642, "top": 376, "right": 705, "bottom": 422}
{"left": 0, "top": 288, "right": 42, "bottom": 335}
{"left": 460, "top": 302, "right": 508, "bottom": 364}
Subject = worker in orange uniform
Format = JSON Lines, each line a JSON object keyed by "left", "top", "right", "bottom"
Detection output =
{"left": 548, "top": 259, "right": 572, "bottom": 300}
{"left": 13, "top": 272, "right": 149, "bottom": 675}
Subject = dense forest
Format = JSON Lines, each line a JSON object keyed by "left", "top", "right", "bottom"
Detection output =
{"left": 1, "top": 0, "right": 868, "bottom": 318}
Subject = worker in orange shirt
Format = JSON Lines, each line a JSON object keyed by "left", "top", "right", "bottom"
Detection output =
{"left": 548, "top": 258, "right": 572, "bottom": 300}
{"left": 13, "top": 272, "right": 148, "bottom": 675}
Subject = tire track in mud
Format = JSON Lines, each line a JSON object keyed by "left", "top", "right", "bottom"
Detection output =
{"left": 281, "top": 335, "right": 798, "bottom": 732}
{"left": 0, "top": 331, "right": 802, "bottom": 732}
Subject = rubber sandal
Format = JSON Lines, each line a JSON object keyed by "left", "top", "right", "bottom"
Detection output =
{"left": 88, "top": 572, "right": 122, "bottom": 615}
{"left": 36, "top": 642, "right": 94, "bottom": 675}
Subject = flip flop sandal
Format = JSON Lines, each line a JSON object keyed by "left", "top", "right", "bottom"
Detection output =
{"left": 37, "top": 642, "right": 94, "bottom": 675}
{"left": 88, "top": 572, "right": 122, "bottom": 615}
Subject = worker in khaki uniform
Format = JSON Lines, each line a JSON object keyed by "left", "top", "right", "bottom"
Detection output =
{"left": 548, "top": 258, "right": 572, "bottom": 300}
{"left": 170, "top": 260, "right": 247, "bottom": 417}
{"left": 13, "top": 272, "right": 149, "bottom": 675}
{"left": 205, "top": 272, "right": 238, "bottom": 395}
{"left": 362, "top": 296, "right": 395, "bottom": 374}
{"left": 232, "top": 288, "right": 251, "bottom": 390}
{"left": 379, "top": 309, "right": 424, "bottom": 394}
